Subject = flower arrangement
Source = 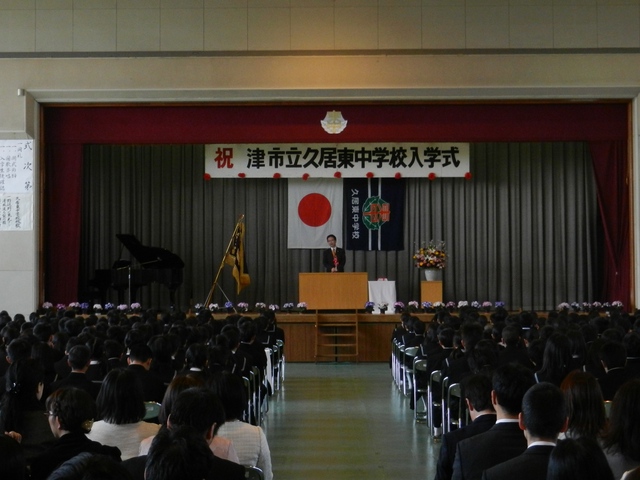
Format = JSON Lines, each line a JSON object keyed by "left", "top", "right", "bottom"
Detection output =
{"left": 237, "top": 302, "right": 249, "bottom": 312}
{"left": 283, "top": 302, "right": 295, "bottom": 312}
{"left": 413, "top": 240, "right": 447, "bottom": 269}
{"left": 269, "top": 304, "right": 280, "bottom": 311}
{"left": 377, "top": 302, "right": 388, "bottom": 312}
{"left": 394, "top": 301, "right": 405, "bottom": 313}
{"left": 208, "top": 303, "right": 218, "bottom": 311}
{"left": 365, "top": 301, "right": 375, "bottom": 311}
{"left": 255, "top": 302, "right": 266, "bottom": 312}
{"left": 297, "top": 302, "right": 308, "bottom": 311}
{"left": 408, "top": 300, "right": 419, "bottom": 312}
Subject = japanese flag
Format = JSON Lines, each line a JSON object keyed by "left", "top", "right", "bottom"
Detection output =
{"left": 288, "top": 178, "right": 343, "bottom": 249}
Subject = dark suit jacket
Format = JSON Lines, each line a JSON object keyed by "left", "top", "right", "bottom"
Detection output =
{"left": 497, "top": 346, "right": 534, "bottom": 371}
{"left": 443, "top": 353, "right": 472, "bottom": 386}
{"left": 599, "top": 367, "right": 634, "bottom": 401}
{"left": 481, "top": 445, "right": 555, "bottom": 480}
{"left": 322, "top": 247, "right": 346, "bottom": 272}
{"left": 49, "top": 371, "right": 101, "bottom": 399}
{"left": 126, "top": 364, "right": 166, "bottom": 403}
{"left": 29, "top": 432, "right": 121, "bottom": 480}
{"left": 122, "top": 452, "right": 246, "bottom": 480}
{"left": 452, "top": 421, "right": 527, "bottom": 480}
{"left": 436, "top": 413, "right": 497, "bottom": 480}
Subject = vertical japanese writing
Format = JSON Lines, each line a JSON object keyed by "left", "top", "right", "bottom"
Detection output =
{"left": 351, "top": 189, "right": 360, "bottom": 240}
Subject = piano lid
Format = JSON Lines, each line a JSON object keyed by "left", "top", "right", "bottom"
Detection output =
{"left": 116, "top": 234, "right": 185, "bottom": 269}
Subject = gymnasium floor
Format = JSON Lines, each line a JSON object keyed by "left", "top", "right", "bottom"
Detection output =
{"left": 264, "top": 362, "right": 440, "bottom": 479}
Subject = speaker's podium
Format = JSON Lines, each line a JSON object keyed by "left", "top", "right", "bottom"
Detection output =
{"left": 298, "top": 272, "right": 368, "bottom": 310}
{"left": 299, "top": 273, "right": 368, "bottom": 362}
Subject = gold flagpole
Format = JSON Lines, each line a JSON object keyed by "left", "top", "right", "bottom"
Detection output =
{"left": 204, "top": 214, "right": 245, "bottom": 307}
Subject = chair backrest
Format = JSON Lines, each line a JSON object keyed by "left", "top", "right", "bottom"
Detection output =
{"left": 405, "top": 346, "right": 419, "bottom": 359}
{"left": 244, "top": 465, "right": 265, "bottom": 480}
{"left": 414, "top": 358, "right": 428, "bottom": 373}
{"left": 430, "top": 369, "right": 442, "bottom": 386}
{"left": 143, "top": 401, "right": 161, "bottom": 421}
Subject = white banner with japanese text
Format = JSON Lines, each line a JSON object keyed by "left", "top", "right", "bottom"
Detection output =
{"left": 0, "top": 140, "right": 34, "bottom": 231}
{"left": 205, "top": 143, "right": 469, "bottom": 178}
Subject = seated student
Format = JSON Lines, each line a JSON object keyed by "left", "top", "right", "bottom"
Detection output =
{"left": 179, "top": 343, "right": 210, "bottom": 383}
{"left": 126, "top": 344, "right": 166, "bottom": 403}
{"left": 559, "top": 370, "right": 606, "bottom": 441}
{"left": 47, "top": 452, "right": 133, "bottom": 480}
{"left": 49, "top": 345, "right": 100, "bottom": 400}
{"left": 122, "top": 388, "right": 245, "bottom": 480}
{"left": 547, "top": 437, "right": 614, "bottom": 480}
{"left": 452, "top": 363, "right": 536, "bottom": 480}
{"left": 0, "top": 434, "right": 26, "bottom": 480}
{"left": 144, "top": 426, "right": 213, "bottom": 480}
{"left": 436, "top": 374, "right": 496, "bottom": 480}
{"left": 598, "top": 341, "right": 633, "bottom": 401}
{"left": 602, "top": 379, "right": 640, "bottom": 478}
{"left": 0, "top": 358, "right": 55, "bottom": 460}
{"left": 147, "top": 335, "right": 176, "bottom": 385}
{"left": 139, "top": 375, "right": 239, "bottom": 463}
{"left": 213, "top": 372, "right": 273, "bottom": 480}
{"left": 103, "top": 339, "right": 127, "bottom": 373}
{"left": 87, "top": 369, "right": 160, "bottom": 460}
{"left": 29, "top": 387, "right": 121, "bottom": 480}
{"left": 497, "top": 324, "right": 534, "bottom": 370}
{"left": 481, "top": 382, "right": 568, "bottom": 480}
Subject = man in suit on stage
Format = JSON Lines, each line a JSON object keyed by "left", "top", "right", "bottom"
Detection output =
{"left": 481, "top": 382, "right": 568, "bottom": 480}
{"left": 436, "top": 374, "right": 497, "bottom": 480}
{"left": 452, "top": 363, "right": 535, "bottom": 480}
{"left": 322, "top": 234, "right": 346, "bottom": 272}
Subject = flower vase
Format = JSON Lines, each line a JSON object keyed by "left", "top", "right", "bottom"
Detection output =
{"left": 424, "top": 268, "right": 443, "bottom": 281}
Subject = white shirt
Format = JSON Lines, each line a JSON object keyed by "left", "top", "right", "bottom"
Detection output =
{"left": 217, "top": 420, "right": 273, "bottom": 480}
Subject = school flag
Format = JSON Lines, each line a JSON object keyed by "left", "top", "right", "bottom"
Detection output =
{"left": 288, "top": 178, "right": 343, "bottom": 248}
{"left": 345, "top": 178, "right": 405, "bottom": 251}
{"left": 225, "top": 221, "right": 251, "bottom": 293}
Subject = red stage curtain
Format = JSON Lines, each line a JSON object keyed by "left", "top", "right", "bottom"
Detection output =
{"left": 590, "top": 140, "right": 631, "bottom": 306}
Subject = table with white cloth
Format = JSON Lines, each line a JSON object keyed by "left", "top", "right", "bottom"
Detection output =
{"left": 368, "top": 280, "right": 397, "bottom": 314}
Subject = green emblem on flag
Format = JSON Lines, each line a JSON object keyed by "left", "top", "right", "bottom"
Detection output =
{"left": 362, "top": 196, "right": 390, "bottom": 230}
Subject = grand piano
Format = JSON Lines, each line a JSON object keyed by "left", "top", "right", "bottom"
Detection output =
{"left": 91, "top": 234, "right": 184, "bottom": 307}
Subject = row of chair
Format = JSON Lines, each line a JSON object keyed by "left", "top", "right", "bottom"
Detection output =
{"left": 243, "top": 339, "right": 285, "bottom": 427}
{"left": 391, "top": 339, "right": 468, "bottom": 438}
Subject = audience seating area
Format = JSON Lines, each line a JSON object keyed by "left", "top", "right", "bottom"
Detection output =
{"left": 0, "top": 307, "right": 285, "bottom": 479}
{"left": 391, "top": 307, "right": 640, "bottom": 479}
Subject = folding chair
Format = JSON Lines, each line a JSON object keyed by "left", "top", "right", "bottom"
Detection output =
{"left": 242, "top": 376, "right": 253, "bottom": 423}
{"left": 276, "top": 339, "right": 285, "bottom": 386}
{"left": 244, "top": 466, "right": 264, "bottom": 480}
{"left": 444, "top": 382, "right": 468, "bottom": 434}
{"left": 413, "top": 358, "right": 429, "bottom": 422}
{"left": 403, "top": 346, "right": 419, "bottom": 396}
{"left": 428, "top": 370, "right": 443, "bottom": 437}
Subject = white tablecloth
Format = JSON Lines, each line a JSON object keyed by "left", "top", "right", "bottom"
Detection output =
{"left": 368, "top": 280, "right": 396, "bottom": 314}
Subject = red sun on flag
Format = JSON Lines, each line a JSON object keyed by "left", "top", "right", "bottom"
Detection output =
{"left": 298, "top": 193, "right": 332, "bottom": 227}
